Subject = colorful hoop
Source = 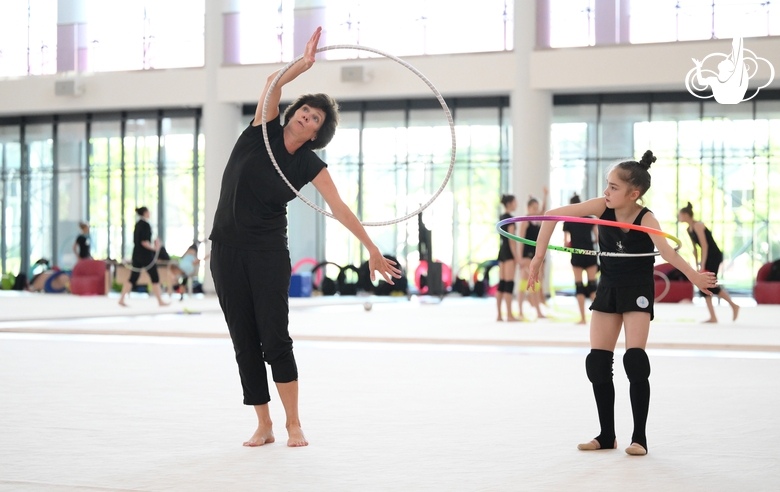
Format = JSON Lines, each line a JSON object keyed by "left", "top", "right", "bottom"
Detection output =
{"left": 496, "top": 215, "right": 681, "bottom": 258}
{"left": 262, "top": 44, "right": 456, "bottom": 227}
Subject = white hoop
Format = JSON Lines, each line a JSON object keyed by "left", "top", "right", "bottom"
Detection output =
{"left": 261, "top": 44, "right": 457, "bottom": 227}
{"left": 653, "top": 269, "right": 671, "bottom": 302}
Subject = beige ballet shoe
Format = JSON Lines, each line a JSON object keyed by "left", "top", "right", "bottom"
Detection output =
{"left": 577, "top": 439, "right": 617, "bottom": 451}
{"left": 625, "top": 443, "right": 647, "bottom": 456}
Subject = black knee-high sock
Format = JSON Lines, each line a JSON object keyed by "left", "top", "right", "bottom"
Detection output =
{"left": 624, "top": 348, "right": 651, "bottom": 451}
{"left": 585, "top": 349, "right": 615, "bottom": 449}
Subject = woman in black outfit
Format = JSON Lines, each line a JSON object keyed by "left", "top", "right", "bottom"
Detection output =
{"left": 496, "top": 194, "right": 519, "bottom": 321}
{"left": 678, "top": 202, "right": 739, "bottom": 323}
{"left": 517, "top": 187, "right": 547, "bottom": 320}
{"left": 562, "top": 194, "right": 599, "bottom": 324}
{"left": 528, "top": 151, "right": 716, "bottom": 456}
{"left": 209, "top": 27, "right": 400, "bottom": 448}
{"left": 118, "top": 206, "right": 168, "bottom": 307}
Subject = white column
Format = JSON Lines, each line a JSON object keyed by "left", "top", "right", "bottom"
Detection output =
{"left": 513, "top": 0, "right": 553, "bottom": 295}
{"left": 536, "top": 0, "right": 551, "bottom": 48}
{"left": 618, "top": 0, "right": 631, "bottom": 44}
{"left": 512, "top": 0, "right": 552, "bottom": 206}
{"left": 595, "top": 0, "right": 631, "bottom": 45}
{"left": 223, "top": 0, "right": 241, "bottom": 65}
{"left": 203, "top": 0, "right": 242, "bottom": 292}
{"left": 57, "top": 0, "right": 88, "bottom": 72}
{"left": 294, "top": 0, "right": 327, "bottom": 54}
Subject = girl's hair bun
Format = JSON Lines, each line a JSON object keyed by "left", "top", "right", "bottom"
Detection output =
{"left": 639, "top": 150, "right": 656, "bottom": 170}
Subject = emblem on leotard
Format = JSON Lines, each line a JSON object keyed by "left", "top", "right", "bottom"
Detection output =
{"left": 636, "top": 296, "right": 649, "bottom": 308}
{"left": 616, "top": 241, "right": 625, "bottom": 253}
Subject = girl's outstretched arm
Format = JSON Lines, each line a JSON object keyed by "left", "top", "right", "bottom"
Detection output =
{"left": 527, "top": 198, "right": 607, "bottom": 288}
{"left": 642, "top": 213, "right": 717, "bottom": 295}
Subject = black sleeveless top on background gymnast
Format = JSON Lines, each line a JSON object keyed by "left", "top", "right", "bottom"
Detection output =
{"left": 688, "top": 225, "right": 722, "bottom": 258}
{"left": 499, "top": 212, "right": 513, "bottom": 248}
{"left": 562, "top": 218, "right": 596, "bottom": 251}
{"left": 598, "top": 207, "right": 655, "bottom": 287}
{"left": 522, "top": 221, "right": 540, "bottom": 258}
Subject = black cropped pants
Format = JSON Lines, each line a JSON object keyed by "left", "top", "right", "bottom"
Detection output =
{"left": 211, "top": 242, "right": 297, "bottom": 406}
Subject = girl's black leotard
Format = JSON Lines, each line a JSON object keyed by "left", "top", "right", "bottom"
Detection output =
{"left": 597, "top": 207, "right": 654, "bottom": 287}
{"left": 497, "top": 212, "right": 515, "bottom": 262}
{"left": 688, "top": 224, "right": 723, "bottom": 295}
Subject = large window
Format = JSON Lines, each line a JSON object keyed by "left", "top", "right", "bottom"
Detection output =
{"left": 237, "top": 0, "right": 514, "bottom": 64}
{"left": 0, "top": 110, "right": 203, "bottom": 278}
{"left": 550, "top": 92, "right": 780, "bottom": 292}
{"left": 0, "top": 0, "right": 205, "bottom": 78}
{"left": 546, "top": 0, "right": 780, "bottom": 48}
{"left": 281, "top": 98, "right": 510, "bottom": 286}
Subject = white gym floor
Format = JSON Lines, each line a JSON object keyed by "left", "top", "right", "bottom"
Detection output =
{"left": 1, "top": 291, "right": 779, "bottom": 491}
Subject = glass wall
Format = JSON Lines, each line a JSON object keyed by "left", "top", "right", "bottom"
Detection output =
{"left": 0, "top": 110, "right": 203, "bottom": 279}
{"left": 256, "top": 97, "right": 512, "bottom": 285}
{"left": 551, "top": 93, "right": 780, "bottom": 292}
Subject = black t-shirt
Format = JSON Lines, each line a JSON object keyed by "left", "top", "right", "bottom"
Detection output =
{"left": 210, "top": 114, "right": 327, "bottom": 250}
{"left": 75, "top": 234, "right": 91, "bottom": 259}
{"left": 598, "top": 207, "right": 655, "bottom": 287}
{"left": 132, "top": 219, "right": 154, "bottom": 264}
{"left": 563, "top": 219, "right": 596, "bottom": 251}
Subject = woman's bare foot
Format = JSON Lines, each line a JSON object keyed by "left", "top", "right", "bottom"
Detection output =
{"left": 158, "top": 301, "right": 170, "bottom": 307}
{"left": 576, "top": 318, "right": 587, "bottom": 325}
{"left": 243, "top": 425, "right": 275, "bottom": 447}
{"left": 118, "top": 300, "right": 128, "bottom": 307}
{"left": 731, "top": 304, "right": 740, "bottom": 321}
{"left": 625, "top": 443, "right": 647, "bottom": 456}
{"left": 702, "top": 318, "right": 717, "bottom": 324}
{"left": 507, "top": 315, "right": 519, "bottom": 322}
{"left": 577, "top": 439, "right": 617, "bottom": 450}
{"left": 286, "top": 424, "right": 308, "bottom": 447}
{"left": 496, "top": 316, "right": 503, "bottom": 322}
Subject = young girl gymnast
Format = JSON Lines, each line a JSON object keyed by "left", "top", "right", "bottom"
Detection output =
{"left": 527, "top": 151, "right": 717, "bottom": 455}
{"left": 497, "top": 194, "right": 519, "bottom": 321}
{"left": 517, "top": 187, "right": 548, "bottom": 320}
{"left": 678, "top": 202, "right": 740, "bottom": 323}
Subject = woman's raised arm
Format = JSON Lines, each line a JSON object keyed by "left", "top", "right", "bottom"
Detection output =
{"left": 253, "top": 27, "right": 322, "bottom": 126}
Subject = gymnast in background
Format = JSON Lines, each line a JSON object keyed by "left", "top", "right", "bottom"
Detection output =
{"left": 517, "top": 187, "right": 548, "bottom": 320}
{"left": 678, "top": 202, "right": 739, "bottom": 323}
{"left": 496, "top": 194, "right": 519, "bottom": 321}
{"left": 562, "top": 193, "right": 599, "bottom": 325}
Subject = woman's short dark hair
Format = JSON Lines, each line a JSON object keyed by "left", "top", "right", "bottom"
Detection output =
{"left": 610, "top": 150, "right": 655, "bottom": 199}
{"left": 135, "top": 206, "right": 149, "bottom": 216}
{"left": 283, "top": 93, "right": 340, "bottom": 150}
